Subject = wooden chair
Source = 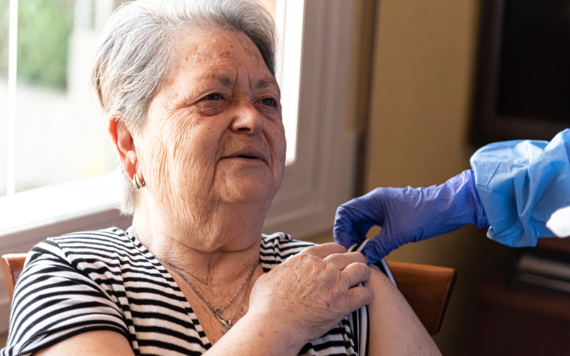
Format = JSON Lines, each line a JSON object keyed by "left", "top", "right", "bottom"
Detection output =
{"left": 1, "top": 254, "right": 456, "bottom": 335}
{"left": 1, "top": 253, "right": 28, "bottom": 302}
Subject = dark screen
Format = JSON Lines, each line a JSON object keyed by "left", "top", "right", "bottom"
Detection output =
{"left": 496, "top": 0, "right": 570, "bottom": 124}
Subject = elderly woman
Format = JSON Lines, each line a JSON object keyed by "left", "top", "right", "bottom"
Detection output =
{"left": 2, "top": 1, "right": 440, "bottom": 355}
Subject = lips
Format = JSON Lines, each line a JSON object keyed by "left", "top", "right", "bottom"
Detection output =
{"left": 222, "top": 148, "right": 268, "bottom": 164}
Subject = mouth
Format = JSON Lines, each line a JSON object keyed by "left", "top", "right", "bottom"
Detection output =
{"left": 222, "top": 149, "right": 268, "bottom": 164}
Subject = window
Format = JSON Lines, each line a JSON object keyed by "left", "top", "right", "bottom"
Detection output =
{"left": 0, "top": 0, "right": 8, "bottom": 197}
{"left": 262, "top": 0, "right": 359, "bottom": 238}
{"left": 0, "top": 0, "right": 302, "bottom": 200}
{"left": 0, "top": 0, "right": 360, "bottom": 331}
{"left": 261, "top": 0, "right": 303, "bottom": 164}
{"left": 0, "top": 0, "right": 116, "bottom": 197}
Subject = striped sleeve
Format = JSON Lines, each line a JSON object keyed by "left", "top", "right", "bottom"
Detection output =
{"left": 2, "top": 239, "right": 130, "bottom": 356}
{"left": 348, "top": 240, "right": 397, "bottom": 356}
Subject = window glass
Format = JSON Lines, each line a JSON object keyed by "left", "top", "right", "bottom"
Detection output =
{"left": 260, "top": 0, "right": 303, "bottom": 165}
{"left": 0, "top": 0, "right": 8, "bottom": 196}
{"left": 1, "top": 0, "right": 301, "bottom": 198}
{"left": 2, "top": 0, "right": 116, "bottom": 196}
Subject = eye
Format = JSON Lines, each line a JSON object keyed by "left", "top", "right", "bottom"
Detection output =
{"left": 260, "top": 97, "right": 276, "bottom": 106}
{"left": 204, "top": 93, "right": 223, "bottom": 100}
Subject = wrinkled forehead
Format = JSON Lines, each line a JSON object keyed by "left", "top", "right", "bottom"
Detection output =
{"left": 166, "top": 29, "right": 271, "bottom": 83}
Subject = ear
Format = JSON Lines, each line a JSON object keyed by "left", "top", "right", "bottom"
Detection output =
{"left": 108, "top": 114, "right": 137, "bottom": 180}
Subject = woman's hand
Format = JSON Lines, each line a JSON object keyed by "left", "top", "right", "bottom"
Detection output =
{"left": 247, "top": 243, "right": 374, "bottom": 348}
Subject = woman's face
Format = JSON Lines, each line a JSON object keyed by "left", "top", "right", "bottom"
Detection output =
{"left": 139, "top": 30, "right": 285, "bottom": 218}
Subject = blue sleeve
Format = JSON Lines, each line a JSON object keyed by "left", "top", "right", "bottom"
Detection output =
{"left": 470, "top": 129, "right": 570, "bottom": 247}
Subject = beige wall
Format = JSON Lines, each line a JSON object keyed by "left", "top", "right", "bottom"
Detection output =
{"left": 367, "top": 0, "right": 510, "bottom": 354}
{"left": 368, "top": 0, "right": 477, "bottom": 187}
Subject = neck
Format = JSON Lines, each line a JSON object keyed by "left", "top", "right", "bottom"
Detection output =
{"left": 132, "top": 194, "right": 267, "bottom": 288}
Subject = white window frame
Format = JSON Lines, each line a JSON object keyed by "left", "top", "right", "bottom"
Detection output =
{"left": 263, "top": 0, "right": 358, "bottom": 238}
{"left": 0, "top": 0, "right": 359, "bottom": 332}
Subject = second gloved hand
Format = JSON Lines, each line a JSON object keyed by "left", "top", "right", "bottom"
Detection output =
{"left": 333, "top": 170, "right": 489, "bottom": 264}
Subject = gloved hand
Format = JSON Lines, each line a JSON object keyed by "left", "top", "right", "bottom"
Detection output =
{"left": 333, "top": 170, "right": 489, "bottom": 263}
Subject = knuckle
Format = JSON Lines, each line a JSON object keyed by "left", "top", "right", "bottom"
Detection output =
{"left": 342, "top": 263, "right": 370, "bottom": 285}
{"left": 360, "top": 287, "right": 375, "bottom": 305}
{"left": 321, "top": 243, "right": 347, "bottom": 255}
{"left": 331, "top": 243, "right": 348, "bottom": 253}
{"left": 358, "top": 263, "right": 372, "bottom": 277}
{"left": 286, "top": 253, "right": 313, "bottom": 266}
{"left": 354, "top": 252, "right": 369, "bottom": 264}
{"left": 358, "top": 286, "right": 375, "bottom": 303}
{"left": 324, "top": 253, "right": 347, "bottom": 265}
{"left": 305, "top": 254, "right": 320, "bottom": 262}
{"left": 302, "top": 243, "right": 348, "bottom": 259}
{"left": 286, "top": 254, "right": 302, "bottom": 262}
{"left": 299, "top": 245, "right": 318, "bottom": 255}
{"left": 298, "top": 253, "right": 325, "bottom": 268}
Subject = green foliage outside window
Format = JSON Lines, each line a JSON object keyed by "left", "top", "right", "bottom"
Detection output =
{"left": 0, "top": 0, "right": 9, "bottom": 77}
{"left": 0, "top": 0, "right": 74, "bottom": 90}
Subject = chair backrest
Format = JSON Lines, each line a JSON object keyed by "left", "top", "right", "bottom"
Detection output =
{"left": 1, "top": 254, "right": 456, "bottom": 335}
{"left": 386, "top": 260, "right": 457, "bottom": 335}
{"left": 1, "top": 254, "right": 28, "bottom": 302}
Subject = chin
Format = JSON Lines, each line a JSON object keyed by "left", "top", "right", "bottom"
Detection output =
{"left": 223, "top": 180, "right": 278, "bottom": 204}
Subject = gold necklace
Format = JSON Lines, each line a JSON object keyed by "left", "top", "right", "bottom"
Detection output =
{"left": 132, "top": 227, "right": 260, "bottom": 334}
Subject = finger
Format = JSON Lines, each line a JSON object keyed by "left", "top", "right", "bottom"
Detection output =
{"left": 340, "top": 262, "right": 371, "bottom": 288}
{"left": 360, "top": 231, "right": 395, "bottom": 264}
{"left": 333, "top": 229, "right": 367, "bottom": 249}
{"left": 325, "top": 252, "right": 368, "bottom": 270}
{"left": 345, "top": 285, "right": 375, "bottom": 312}
{"left": 334, "top": 206, "right": 368, "bottom": 246}
{"left": 300, "top": 243, "right": 347, "bottom": 259}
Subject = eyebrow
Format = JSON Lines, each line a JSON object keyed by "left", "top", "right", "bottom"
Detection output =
{"left": 254, "top": 78, "right": 278, "bottom": 90}
{"left": 196, "top": 75, "right": 277, "bottom": 90}
{"left": 217, "top": 75, "right": 234, "bottom": 87}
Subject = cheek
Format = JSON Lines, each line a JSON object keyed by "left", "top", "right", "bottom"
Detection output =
{"left": 146, "top": 113, "right": 221, "bottom": 184}
{"left": 272, "top": 124, "right": 287, "bottom": 165}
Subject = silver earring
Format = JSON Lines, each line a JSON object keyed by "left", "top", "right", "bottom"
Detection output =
{"left": 132, "top": 173, "right": 146, "bottom": 190}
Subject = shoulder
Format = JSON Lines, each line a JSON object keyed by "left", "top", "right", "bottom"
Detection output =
{"left": 20, "top": 226, "right": 147, "bottom": 308}
{"left": 6, "top": 228, "right": 133, "bottom": 355}
{"left": 260, "top": 232, "right": 315, "bottom": 270}
{"left": 18, "top": 227, "right": 140, "bottom": 300}
{"left": 29, "top": 227, "right": 139, "bottom": 269}
{"left": 365, "top": 265, "right": 441, "bottom": 356}
{"left": 43, "top": 226, "right": 132, "bottom": 255}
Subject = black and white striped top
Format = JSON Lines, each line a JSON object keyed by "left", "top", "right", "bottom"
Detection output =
{"left": 1, "top": 227, "right": 394, "bottom": 356}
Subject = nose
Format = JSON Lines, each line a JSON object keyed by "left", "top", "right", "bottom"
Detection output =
{"left": 230, "top": 101, "right": 263, "bottom": 135}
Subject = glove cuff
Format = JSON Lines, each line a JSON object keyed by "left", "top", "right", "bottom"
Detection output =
{"left": 467, "top": 170, "right": 490, "bottom": 228}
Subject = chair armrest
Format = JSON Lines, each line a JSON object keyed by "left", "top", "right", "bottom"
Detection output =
{"left": 2, "top": 253, "right": 28, "bottom": 302}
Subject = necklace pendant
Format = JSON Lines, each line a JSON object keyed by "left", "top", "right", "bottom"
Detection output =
{"left": 223, "top": 324, "right": 231, "bottom": 334}
{"left": 213, "top": 307, "right": 223, "bottom": 316}
{"left": 215, "top": 314, "right": 231, "bottom": 327}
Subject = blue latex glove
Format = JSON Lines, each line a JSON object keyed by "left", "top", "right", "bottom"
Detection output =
{"left": 470, "top": 129, "right": 570, "bottom": 247}
{"left": 334, "top": 170, "right": 489, "bottom": 263}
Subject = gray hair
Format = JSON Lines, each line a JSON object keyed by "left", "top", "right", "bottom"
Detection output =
{"left": 89, "top": 0, "right": 277, "bottom": 215}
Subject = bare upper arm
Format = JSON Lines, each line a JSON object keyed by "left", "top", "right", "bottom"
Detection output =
{"left": 33, "top": 330, "right": 135, "bottom": 356}
{"left": 365, "top": 266, "right": 441, "bottom": 356}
